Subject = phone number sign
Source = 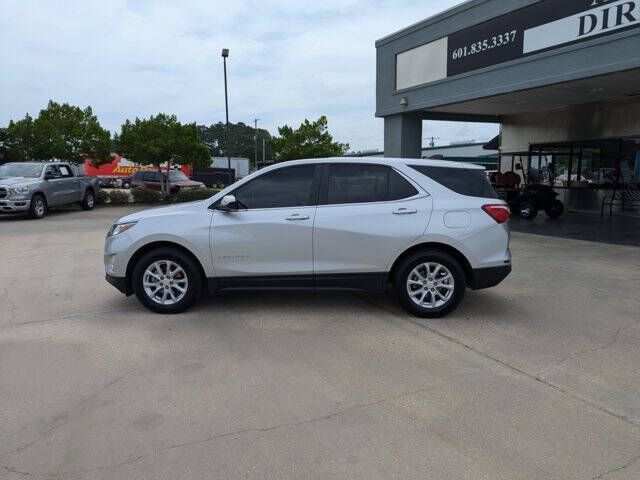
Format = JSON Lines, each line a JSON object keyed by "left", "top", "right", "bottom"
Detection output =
{"left": 446, "top": 0, "right": 640, "bottom": 77}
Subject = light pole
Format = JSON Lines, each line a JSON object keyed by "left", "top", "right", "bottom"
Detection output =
{"left": 253, "top": 118, "right": 260, "bottom": 171}
{"left": 221, "top": 48, "right": 231, "bottom": 184}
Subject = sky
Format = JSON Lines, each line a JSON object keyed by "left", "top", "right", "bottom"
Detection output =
{"left": 0, "top": 0, "right": 498, "bottom": 152}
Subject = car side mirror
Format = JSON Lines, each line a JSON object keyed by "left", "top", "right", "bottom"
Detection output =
{"left": 216, "top": 194, "right": 238, "bottom": 212}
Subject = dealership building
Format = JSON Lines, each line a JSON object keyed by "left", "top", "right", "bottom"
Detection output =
{"left": 377, "top": 0, "right": 640, "bottom": 213}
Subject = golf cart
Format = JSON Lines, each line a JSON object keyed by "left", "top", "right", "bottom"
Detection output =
{"left": 490, "top": 154, "right": 565, "bottom": 220}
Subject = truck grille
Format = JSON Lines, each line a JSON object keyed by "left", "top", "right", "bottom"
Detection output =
{"left": 0, "top": 188, "right": 7, "bottom": 199}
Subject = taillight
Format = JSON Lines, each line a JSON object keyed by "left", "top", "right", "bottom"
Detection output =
{"left": 482, "top": 204, "right": 510, "bottom": 224}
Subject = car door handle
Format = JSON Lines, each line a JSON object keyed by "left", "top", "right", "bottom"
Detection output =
{"left": 393, "top": 208, "right": 418, "bottom": 215}
{"left": 286, "top": 214, "right": 310, "bottom": 221}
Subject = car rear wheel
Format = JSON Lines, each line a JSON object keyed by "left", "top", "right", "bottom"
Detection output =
{"left": 81, "top": 190, "right": 95, "bottom": 210}
{"left": 29, "top": 194, "right": 47, "bottom": 219}
{"left": 394, "top": 250, "right": 465, "bottom": 318}
{"left": 132, "top": 248, "right": 202, "bottom": 314}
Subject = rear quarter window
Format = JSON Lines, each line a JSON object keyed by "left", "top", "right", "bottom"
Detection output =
{"left": 409, "top": 165, "right": 497, "bottom": 199}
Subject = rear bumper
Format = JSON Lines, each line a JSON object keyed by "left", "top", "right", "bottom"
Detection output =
{"left": 105, "top": 274, "right": 131, "bottom": 295}
{"left": 468, "top": 265, "right": 512, "bottom": 290}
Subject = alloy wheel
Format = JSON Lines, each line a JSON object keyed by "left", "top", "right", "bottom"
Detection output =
{"left": 143, "top": 260, "right": 189, "bottom": 305}
{"left": 34, "top": 199, "right": 45, "bottom": 217}
{"left": 406, "top": 262, "right": 455, "bottom": 309}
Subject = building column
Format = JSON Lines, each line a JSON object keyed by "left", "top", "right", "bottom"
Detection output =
{"left": 384, "top": 114, "right": 422, "bottom": 158}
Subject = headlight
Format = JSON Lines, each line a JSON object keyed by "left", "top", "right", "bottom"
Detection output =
{"left": 108, "top": 222, "right": 137, "bottom": 237}
{"left": 10, "top": 185, "right": 30, "bottom": 194}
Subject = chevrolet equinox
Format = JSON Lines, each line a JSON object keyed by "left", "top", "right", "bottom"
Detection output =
{"left": 104, "top": 158, "right": 511, "bottom": 318}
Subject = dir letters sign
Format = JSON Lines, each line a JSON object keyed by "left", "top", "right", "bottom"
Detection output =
{"left": 447, "top": 0, "right": 640, "bottom": 77}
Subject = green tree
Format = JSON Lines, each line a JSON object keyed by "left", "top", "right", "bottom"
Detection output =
{"left": 198, "top": 121, "right": 272, "bottom": 163}
{"left": 115, "top": 114, "right": 210, "bottom": 192}
{"left": 1, "top": 101, "right": 112, "bottom": 164}
{"left": 33, "top": 101, "right": 112, "bottom": 164}
{"left": 270, "top": 116, "right": 349, "bottom": 162}
{"left": 3, "top": 114, "right": 36, "bottom": 161}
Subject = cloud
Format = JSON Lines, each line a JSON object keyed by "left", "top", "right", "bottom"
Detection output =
{"left": 0, "top": 0, "right": 498, "bottom": 151}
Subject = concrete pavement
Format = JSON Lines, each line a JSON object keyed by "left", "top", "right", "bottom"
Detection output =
{"left": 1, "top": 206, "right": 639, "bottom": 479}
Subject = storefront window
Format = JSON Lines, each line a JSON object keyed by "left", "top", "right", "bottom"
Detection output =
{"left": 530, "top": 138, "right": 640, "bottom": 190}
{"left": 578, "top": 140, "right": 619, "bottom": 188}
{"left": 620, "top": 138, "right": 640, "bottom": 188}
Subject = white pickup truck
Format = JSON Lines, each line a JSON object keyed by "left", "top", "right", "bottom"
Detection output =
{"left": 0, "top": 161, "right": 101, "bottom": 219}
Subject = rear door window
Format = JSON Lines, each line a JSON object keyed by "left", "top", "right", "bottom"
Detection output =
{"left": 323, "top": 164, "right": 419, "bottom": 205}
{"left": 409, "top": 165, "right": 497, "bottom": 199}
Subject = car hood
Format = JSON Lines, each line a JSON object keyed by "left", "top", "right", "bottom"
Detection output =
{"left": 0, "top": 177, "right": 39, "bottom": 186}
{"left": 116, "top": 200, "right": 209, "bottom": 224}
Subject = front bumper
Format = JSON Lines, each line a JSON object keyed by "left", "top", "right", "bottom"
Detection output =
{"left": 0, "top": 198, "right": 30, "bottom": 213}
{"left": 468, "top": 264, "right": 512, "bottom": 290}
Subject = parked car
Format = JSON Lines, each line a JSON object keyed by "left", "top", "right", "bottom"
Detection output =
{"left": 130, "top": 170, "right": 204, "bottom": 193}
{"left": 0, "top": 161, "right": 100, "bottom": 219}
{"left": 104, "top": 158, "right": 511, "bottom": 318}
{"left": 120, "top": 176, "right": 132, "bottom": 189}
{"left": 98, "top": 176, "right": 131, "bottom": 189}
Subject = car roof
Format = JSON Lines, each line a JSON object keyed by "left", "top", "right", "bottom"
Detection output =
{"left": 271, "top": 157, "right": 484, "bottom": 170}
{"left": 5, "top": 161, "right": 68, "bottom": 166}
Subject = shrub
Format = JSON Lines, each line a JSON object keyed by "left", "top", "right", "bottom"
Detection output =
{"left": 173, "top": 187, "right": 218, "bottom": 203}
{"left": 108, "top": 190, "right": 130, "bottom": 205}
{"left": 132, "top": 187, "right": 166, "bottom": 204}
{"left": 96, "top": 190, "right": 109, "bottom": 205}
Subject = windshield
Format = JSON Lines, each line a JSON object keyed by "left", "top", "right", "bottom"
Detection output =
{"left": 168, "top": 171, "right": 189, "bottom": 182}
{"left": 0, "top": 163, "right": 44, "bottom": 178}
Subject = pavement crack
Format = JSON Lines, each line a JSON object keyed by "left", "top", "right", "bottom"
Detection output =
{"left": 536, "top": 319, "right": 640, "bottom": 379}
{"left": 42, "top": 373, "right": 471, "bottom": 476}
{"left": 4, "top": 361, "right": 151, "bottom": 459}
{"left": 351, "top": 293, "right": 640, "bottom": 429}
{"left": 592, "top": 452, "right": 640, "bottom": 479}
{"left": 0, "top": 464, "right": 40, "bottom": 478}
{"left": 3, "top": 305, "right": 143, "bottom": 328}
{"left": 0, "top": 287, "right": 17, "bottom": 326}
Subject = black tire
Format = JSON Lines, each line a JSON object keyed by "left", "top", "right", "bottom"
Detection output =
{"left": 394, "top": 250, "right": 466, "bottom": 318}
{"left": 518, "top": 200, "right": 538, "bottom": 220}
{"left": 122, "top": 181, "right": 131, "bottom": 189}
{"left": 81, "top": 190, "right": 95, "bottom": 210}
{"left": 132, "top": 248, "right": 202, "bottom": 314}
{"left": 29, "top": 194, "right": 47, "bottom": 219}
{"left": 545, "top": 199, "right": 564, "bottom": 219}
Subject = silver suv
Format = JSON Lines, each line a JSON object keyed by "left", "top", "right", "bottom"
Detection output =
{"left": 104, "top": 158, "right": 511, "bottom": 318}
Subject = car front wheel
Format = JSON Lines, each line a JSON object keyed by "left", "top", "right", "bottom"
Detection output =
{"left": 132, "top": 248, "right": 202, "bottom": 314}
{"left": 394, "top": 250, "right": 466, "bottom": 318}
{"left": 29, "top": 194, "right": 47, "bottom": 219}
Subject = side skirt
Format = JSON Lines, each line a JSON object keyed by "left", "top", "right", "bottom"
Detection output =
{"left": 208, "top": 273, "right": 387, "bottom": 294}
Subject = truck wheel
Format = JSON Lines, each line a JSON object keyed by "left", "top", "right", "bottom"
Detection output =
{"left": 81, "top": 190, "right": 95, "bottom": 210}
{"left": 29, "top": 194, "right": 47, "bottom": 219}
{"left": 132, "top": 248, "right": 202, "bottom": 314}
{"left": 394, "top": 250, "right": 466, "bottom": 318}
{"left": 122, "top": 181, "right": 131, "bottom": 189}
